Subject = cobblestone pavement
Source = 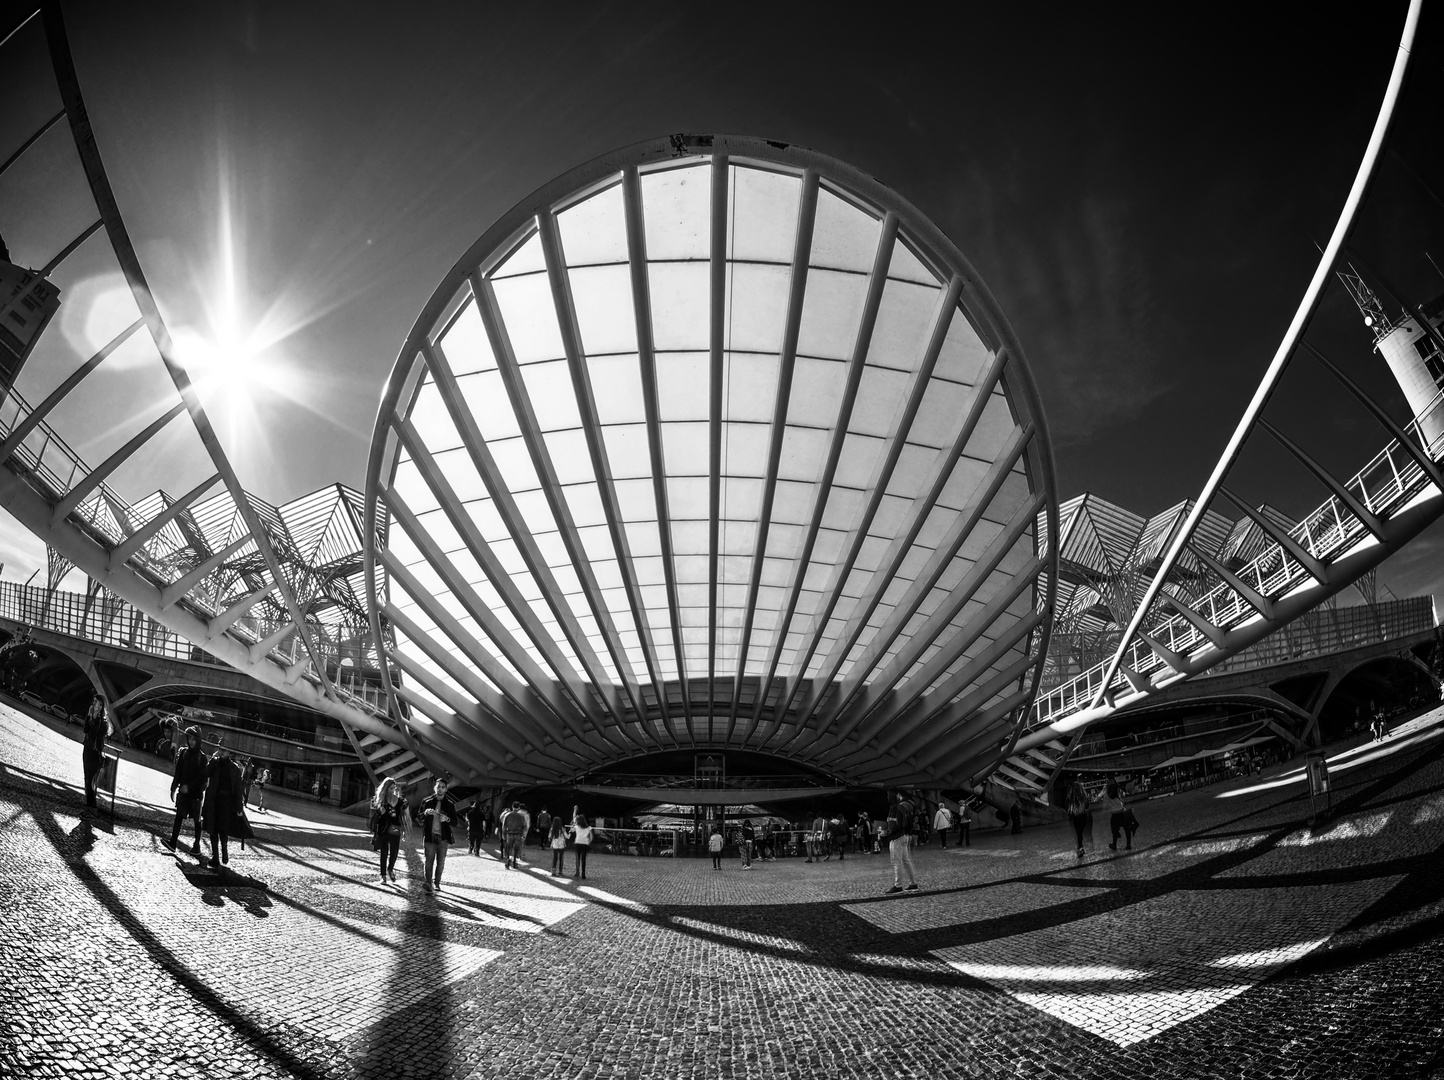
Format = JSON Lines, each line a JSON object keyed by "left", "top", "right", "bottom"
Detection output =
{"left": 4, "top": 702, "right": 1444, "bottom": 1079}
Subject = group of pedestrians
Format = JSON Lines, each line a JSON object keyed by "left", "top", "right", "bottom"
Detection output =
{"left": 369, "top": 789, "right": 601, "bottom": 888}
{"left": 166, "top": 726, "right": 254, "bottom": 868}
{"left": 1064, "top": 779, "right": 1139, "bottom": 859}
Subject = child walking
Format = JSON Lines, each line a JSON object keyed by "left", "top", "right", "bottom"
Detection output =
{"left": 548, "top": 815, "right": 567, "bottom": 876}
{"left": 709, "top": 826, "right": 724, "bottom": 870}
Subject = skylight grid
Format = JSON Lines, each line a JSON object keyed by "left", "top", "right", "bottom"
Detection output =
{"left": 368, "top": 138, "right": 1054, "bottom": 780}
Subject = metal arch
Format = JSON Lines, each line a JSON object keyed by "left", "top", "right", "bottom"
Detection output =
{"left": 361, "top": 134, "right": 1062, "bottom": 780}
{"left": 740, "top": 210, "right": 900, "bottom": 749}
{"left": 622, "top": 164, "right": 695, "bottom": 737}
{"left": 536, "top": 207, "right": 685, "bottom": 744}
{"left": 724, "top": 170, "right": 821, "bottom": 743}
{"left": 1083, "top": 0, "right": 1422, "bottom": 715}
{"left": 471, "top": 275, "right": 660, "bottom": 747}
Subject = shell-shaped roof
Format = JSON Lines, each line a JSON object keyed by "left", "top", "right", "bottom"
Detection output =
{"left": 364, "top": 136, "right": 1057, "bottom": 786}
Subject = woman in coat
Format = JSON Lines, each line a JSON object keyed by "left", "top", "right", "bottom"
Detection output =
{"left": 201, "top": 744, "right": 250, "bottom": 868}
{"left": 372, "top": 777, "right": 410, "bottom": 884}
{"left": 1065, "top": 780, "right": 1092, "bottom": 860}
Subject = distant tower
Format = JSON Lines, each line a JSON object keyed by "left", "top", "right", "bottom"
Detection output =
{"left": 1339, "top": 264, "right": 1444, "bottom": 445}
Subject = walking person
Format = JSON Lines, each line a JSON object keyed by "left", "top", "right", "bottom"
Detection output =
{"left": 933, "top": 803, "right": 952, "bottom": 849}
{"left": 201, "top": 742, "right": 246, "bottom": 869}
{"left": 809, "top": 810, "right": 828, "bottom": 863}
{"left": 882, "top": 790, "right": 920, "bottom": 894}
{"left": 571, "top": 813, "right": 594, "bottom": 879}
{"left": 548, "top": 815, "right": 568, "bottom": 876}
{"left": 536, "top": 806, "right": 552, "bottom": 848}
{"left": 372, "top": 777, "right": 409, "bottom": 883}
{"left": 80, "top": 694, "right": 109, "bottom": 810}
{"left": 254, "top": 767, "right": 270, "bottom": 813}
{"left": 500, "top": 800, "right": 530, "bottom": 869}
{"left": 739, "top": 817, "right": 755, "bottom": 869}
{"left": 830, "top": 815, "right": 849, "bottom": 861}
{"left": 168, "top": 726, "right": 207, "bottom": 854}
{"left": 1065, "top": 780, "right": 1093, "bottom": 860}
{"left": 958, "top": 801, "right": 972, "bottom": 847}
{"left": 709, "top": 825, "right": 724, "bottom": 870}
{"left": 1096, "top": 779, "right": 1134, "bottom": 851}
{"left": 419, "top": 777, "right": 457, "bottom": 890}
{"left": 467, "top": 800, "right": 485, "bottom": 855}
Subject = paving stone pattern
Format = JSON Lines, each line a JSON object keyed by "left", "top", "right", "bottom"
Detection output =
{"left": 4, "top": 703, "right": 1444, "bottom": 1078}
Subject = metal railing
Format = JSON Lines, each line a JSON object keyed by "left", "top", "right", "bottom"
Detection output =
{"left": 1028, "top": 393, "right": 1444, "bottom": 733}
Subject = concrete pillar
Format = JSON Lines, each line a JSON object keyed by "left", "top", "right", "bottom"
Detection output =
{"left": 1377, "top": 318, "right": 1444, "bottom": 446}
{"left": 329, "top": 764, "right": 345, "bottom": 805}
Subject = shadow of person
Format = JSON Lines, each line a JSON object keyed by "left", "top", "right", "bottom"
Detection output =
{"left": 361, "top": 841, "right": 457, "bottom": 1073}
{"left": 176, "top": 861, "right": 272, "bottom": 916}
{"left": 63, "top": 816, "right": 95, "bottom": 858}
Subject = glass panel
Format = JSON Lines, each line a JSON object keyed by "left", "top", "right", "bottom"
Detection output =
{"left": 729, "top": 166, "right": 801, "bottom": 263}
{"left": 569, "top": 263, "right": 638, "bottom": 355}
{"left": 520, "top": 360, "right": 581, "bottom": 432}
{"left": 491, "top": 273, "right": 565, "bottom": 364}
{"left": 640, "top": 162, "right": 711, "bottom": 260}
{"left": 457, "top": 370, "right": 520, "bottom": 441}
{"left": 647, "top": 262, "right": 709, "bottom": 350}
{"left": 655, "top": 352, "right": 709, "bottom": 421}
{"left": 557, "top": 181, "right": 628, "bottom": 265}
{"left": 542, "top": 429, "right": 593, "bottom": 485}
{"left": 602, "top": 423, "right": 651, "bottom": 479}
{"left": 436, "top": 298, "right": 497, "bottom": 375}
{"left": 868, "top": 276, "right": 942, "bottom": 373}
{"left": 409, "top": 380, "right": 464, "bottom": 453}
{"left": 724, "top": 264, "right": 791, "bottom": 354}
{"left": 589, "top": 354, "right": 647, "bottom": 424}
{"left": 490, "top": 229, "right": 546, "bottom": 279}
{"left": 810, "top": 187, "right": 882, "bottom": 273}
{"left": 722, "top": 352, "right": 779, "bottom": 424}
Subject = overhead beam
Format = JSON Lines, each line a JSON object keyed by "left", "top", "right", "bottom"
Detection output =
{"left": 724, "top": 169, "right": 820, "bottom": 743}
{"left": 1217, "top": 487, "right": 1330, "bottom": 584}
{"left": 159, "top": 534, "right": 251, "bottom": 609}
{"left": 1257, "top": 419, "right": 1386, "bottom": 541}
{"left": 742, "top": 211, "right": 899, "bottom": 749}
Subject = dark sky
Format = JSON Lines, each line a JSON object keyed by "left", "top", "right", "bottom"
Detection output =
{"left": 8, "top": 1, "right": 1444, "bottom": 599}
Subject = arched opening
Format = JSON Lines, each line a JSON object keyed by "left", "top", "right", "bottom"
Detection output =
{"left": 1316, "top": 656, "right": 1440, "bottom": 742}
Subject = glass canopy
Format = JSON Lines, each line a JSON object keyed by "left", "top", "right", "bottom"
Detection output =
{"left": 364, "top": 136, "right": 1057, "bottom": 786}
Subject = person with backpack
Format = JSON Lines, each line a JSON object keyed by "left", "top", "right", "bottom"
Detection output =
{"left": 882, "top": 790, "right": 920, "bottom": 894}
{"left": 80, "top": 694, "right": 109, "bottom": 809}
{"left": 500, "top": 800, "right": 530, "bottom": 869}
{"left": 932, "top": 803, "right": 952, "bottom": 849}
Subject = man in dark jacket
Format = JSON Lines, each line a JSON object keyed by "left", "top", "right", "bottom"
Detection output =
{"left": 419, "top": 777, "right": 458, "bottom": 890}
{"left": 466, "top": 801, "right": 486, "bottom": 855}
{"left": 881, "top": 790, "right": 920, "bottom": 895}
{"left": 81, "top": 695, "right": 109, "bottom": 809}
{"left": 168, "top": 727, "right": 207, "bottom": 854}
